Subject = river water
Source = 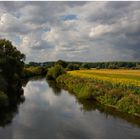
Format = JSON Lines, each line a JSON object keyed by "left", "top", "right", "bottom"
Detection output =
{"left": 0, "top": 78, "right": 140, "bottom": 138}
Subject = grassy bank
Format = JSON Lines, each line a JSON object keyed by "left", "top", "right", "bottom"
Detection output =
{"left": 23, "top": 66, "right": 47, "bottom": 78}
{"left": 57, "top": 69, "right": 140, "bottom": 116}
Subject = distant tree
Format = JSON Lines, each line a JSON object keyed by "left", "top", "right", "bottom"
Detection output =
{"left": 80, "top": 63, "right": 90, "bottom": 69}
{"left": 55, "top": 60, "right": 67, "bottom": 68}
{"left": 108, "top": 64, "right": 118, "bottom": 69}
{"left": 67, "top": 63, "right": 80, "bottom": 70}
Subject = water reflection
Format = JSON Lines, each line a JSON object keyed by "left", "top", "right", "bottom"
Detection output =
{"left": 78, "top": 98, "right": 140, "bottom": 128}
{"left": 47, "top": 80, "right": 62, "bottom": 95}
{"left": 60, "top": 83, "right": 140, "bottom": 128}
{"left": 0, "top": 88, "right": 25, "bottom": 127}
{"left": 0, "top": 78, "right": 140, "bottom": 138}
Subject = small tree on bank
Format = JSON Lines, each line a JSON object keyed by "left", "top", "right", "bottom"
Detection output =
{"left": 46, "top": 64, "right": 65, "bottom": 80}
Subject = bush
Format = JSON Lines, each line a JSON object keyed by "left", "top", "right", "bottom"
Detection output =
{"left": 46, "top": 64, "right": 65, "bottom": 80}
{"left": 117, "top": 95, "right": 140, "bottom": 114}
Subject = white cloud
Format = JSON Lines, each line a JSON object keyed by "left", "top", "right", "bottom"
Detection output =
{"left": 89, "top": 25, "right": 114, "bottom": 38}
{"left": 0, "top": 1, "right": 140, "bottom": 62}
{"left": 0, "top": 13, "right": 29, "bottom": 34}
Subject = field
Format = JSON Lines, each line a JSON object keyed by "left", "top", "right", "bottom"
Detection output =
{"left": 68, "top": 69, "right": 140, "bottom": 88}
{"left": 57, "top": 69, "right": 140, "bottom": 115}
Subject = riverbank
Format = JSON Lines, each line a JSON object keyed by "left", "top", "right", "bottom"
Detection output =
{"left": 57, "top": 71, "right": 140, "bottom": 116}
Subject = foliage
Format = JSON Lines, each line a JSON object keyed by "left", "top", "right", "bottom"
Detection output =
{"left": 0, "top": 91, "right": 9, "bottom": 107}
{"left": 23, "top": 66, "right": 47, "bottom": 78}
{"left": 117, "top": 95, "right": 140, "bottom": 114}
{"left": 80, "top": 63, "right": 90, "bottom": 69}
{"left": 0, "top": 39, "right": 25, "bottom": 82}
{"left": 66, "top": 63, "right": 80, "bottom": 71}
{"left": 26, "top": 61, "right": 55, "bottom": 68}
{"left": 26, "top": 61, "right": 140, "bottom": 70}
{"left": 0, "top": 75, "right": 7, "bottom": 92}
{"left": 0, "top": 39, "right": 25, "bottom": 106}
{"left": 46, "top": 64, "right": 65, "bottom": 80}
{"left": 55, "top": 60, "right": 68, "bottom": 68}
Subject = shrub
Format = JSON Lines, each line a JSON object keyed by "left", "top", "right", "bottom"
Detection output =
{"left": 46, "top": 64, "right": 65, "bottom": 80}
{"left": 117, "top": 94, "right": 140, "bottom": 114}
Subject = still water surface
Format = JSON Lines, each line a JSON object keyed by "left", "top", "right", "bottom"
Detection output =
{"left": 0, "top": 78, "right": 140, "bottom": 138}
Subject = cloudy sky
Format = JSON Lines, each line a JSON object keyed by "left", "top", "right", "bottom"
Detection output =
{"left": 0, "top": 1, "right": 140, "bottom": 62}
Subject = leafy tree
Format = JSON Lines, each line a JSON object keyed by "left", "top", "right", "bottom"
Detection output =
{"left": 67, "top": 63, "right": 80, "bottom": 70}
{"left": 46, "top": 64, "right": 65, "bottom": 80}
{"left": 0, "top": 39, "right": 25, "bottom": 83}
{"left": 55, "top": 60, "right": 67, "bottom": 68}
{"left": 0, "top": 39, "right": 25, "bottom": 105}
{"left": 80, "top": 63, "right": 90, "bottom": 69}
{"left": 0, "top": 91, "right": 8, "bottom": 107}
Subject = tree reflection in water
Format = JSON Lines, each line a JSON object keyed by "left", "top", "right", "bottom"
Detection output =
{"left": 1, "top": 78, "right": 140, "bottom": 130}
{"left": 0, "top": 84, "right": 25, "bottom": 127}
{"left": 47, "top": 80, "right": 62, "bottom": 96}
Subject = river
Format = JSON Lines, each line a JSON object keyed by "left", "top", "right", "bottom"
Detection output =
{"left": 0, "top": 78, "right": 140, "bottom": 138}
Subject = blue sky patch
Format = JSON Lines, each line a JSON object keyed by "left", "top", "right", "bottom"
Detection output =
{"left": 60, "top": 14, "right": 77, "bottom": 21}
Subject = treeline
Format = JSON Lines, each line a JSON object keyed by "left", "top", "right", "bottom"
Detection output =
{"left": 44, "top": 60, "right": 140, "bottom": 81}
{"left": 85, "top": 62, "right": 140, "bottom": 69}
{"left": 27, "top": 60, "right": 140, "bottom": 70}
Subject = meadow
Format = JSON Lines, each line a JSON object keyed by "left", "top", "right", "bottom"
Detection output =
{"left": 57, "top": 69, "right": 140, "bottom": 116}
{"left": 68, "top": 69, "right": 140, "bottom": 88}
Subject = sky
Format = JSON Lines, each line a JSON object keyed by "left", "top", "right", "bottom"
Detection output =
{"left": 0, "top": 1, "right": 140, "bottom": 62}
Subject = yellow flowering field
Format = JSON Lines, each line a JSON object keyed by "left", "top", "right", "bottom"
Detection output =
{"left": 68, "top": 69, "right": 140, "bottom": 87}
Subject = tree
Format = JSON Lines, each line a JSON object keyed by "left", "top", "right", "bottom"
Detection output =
{"left": 55, "top": 60, "right": 67, "bottom": 68}
{"left": 0, "top": 39, "right": 25, "bottom": 83}
{"left": 67, "top": 63, "right": 80, "bottom": 70}
{"left": 80, "top": 63, "right": 90, "bottom": 69}
{"left": 0, "top": 39, "right": 25, "bottom": 102}
{"left": 46, "top": 64, "right": 65, "bottom": 80}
